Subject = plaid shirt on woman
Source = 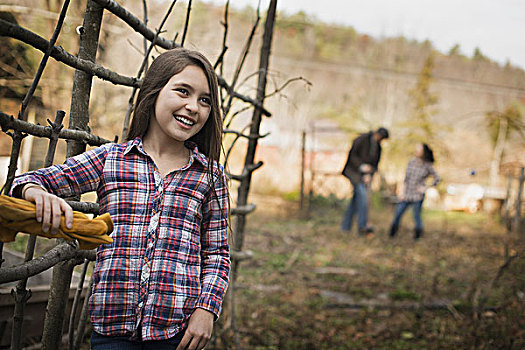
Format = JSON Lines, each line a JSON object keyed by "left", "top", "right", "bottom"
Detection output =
{"left": 402, "top": 157, "right": 440, "bottom": 202}
{"left": 11, "top": 137, "right": 230, "bottom": 341}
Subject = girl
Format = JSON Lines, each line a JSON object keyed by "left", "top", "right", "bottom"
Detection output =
{"left": 389, "top": 143, "right": 439, "bottom": 240}
{"left": 11, "top": 48, "right": 230, "bottom": 350}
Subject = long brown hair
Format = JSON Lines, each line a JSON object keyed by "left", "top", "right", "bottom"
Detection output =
{"left": 422, "top": 143, "right": 435, "bottom": 163}
{"left": 127, "top": 48, "right": 227, "bottom": 220}
{"left": 127, "top": 48, "right": 222, "bottom": 162}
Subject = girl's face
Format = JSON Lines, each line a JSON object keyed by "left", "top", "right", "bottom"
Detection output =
{"left": 415, "top": 143, "right": 424, "bottom": 158}
{"left": 149, "top": 65, "right": 211, "bottom": 144}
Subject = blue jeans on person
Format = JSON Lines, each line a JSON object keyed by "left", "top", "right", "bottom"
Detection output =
{"left": 392, "top": 199, "right": 424, "bottom": 230}
{"left": 341, "top": 182, "right": 368, "bottom": 231}
{"left": 90, "top": 330, "right": 184, "bottom": 350}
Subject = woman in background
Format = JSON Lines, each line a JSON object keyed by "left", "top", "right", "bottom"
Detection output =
{"left": 389, "top": 143, "right": 440, "bottom": 240}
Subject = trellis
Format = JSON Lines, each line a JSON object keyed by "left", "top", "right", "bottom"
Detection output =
{"left": 0, "top": 0, "right": 278, "bottom": 348}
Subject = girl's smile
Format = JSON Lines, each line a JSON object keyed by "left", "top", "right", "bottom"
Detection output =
{"left": 173, "top": 114, "right": 196, "bottom": 128}
{"left": 149, "top": 65, "right": 211, "bottom": 145}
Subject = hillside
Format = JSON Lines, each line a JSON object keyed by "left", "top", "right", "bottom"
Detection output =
{"left": 202, "top": 2, "right": 525, "bottom": 192}
{"left": 2, "top": 0, "right": 524, "bottom": 193}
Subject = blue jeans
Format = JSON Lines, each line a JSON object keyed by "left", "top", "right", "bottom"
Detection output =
{"left": 341, "top": 182, "right": 368, "bottom": 231}
{"left": 90, "top": 331, "right": 184, "bottom": 350}
{"left": 392, "top": 199, "right": 424, "bottom": 230}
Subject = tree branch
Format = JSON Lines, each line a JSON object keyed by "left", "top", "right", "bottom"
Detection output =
{"left": 223, "top": 129, "right": 270, "bottom": 140}
{"left": 223, "top": 4, "right": 261, "bottom": 117}
{"left": 224, "top": 105, "right": 252, "bottom": 129}
{"left": 0, "top": 111, "right": 111, "bottom": 146}
{"left": 0, "top": 243, "right": 96, "bottom": 284}
{"left": 230, "top": 249, "right": 253, "bottom": 262}
{"left": 216, "top": 76, "right": 271, "bottom": 117}
{"left": 227, "top": 161, "right": 264, "bottom": 181}
{"left": 121, "top": 0, "right": 179, "bottom": 140}
{"left": 216, "top": 0, "right": 230, "bottom": 73}
{"left": 91, "top": 0, "right": 179, "bottom": 49}
{"left": 0, "top": 11, "right": 271, "bottom": 117}
{"left": 141, "top": 0, "right": 149, "bottom": 69}
{"left": 231, "top": 203, "right": 256, "bottom": 216}
{"left": 491, "top": 253, "right": 520, "bottom": 288}
{"left": 66, "top": 201, "right": 100, "bottom": 215}
{"left": 19, "top": 0, "right": 70, "bottom": 121}
{"left": 88, "top": 0, "right": 270, "bottom": 115}
{"left": 0, "top": 19, "right": 139, "bottom": 87}
{"left": 265, "top": 76, "right": 312, "bottom": 100}
{"left": 180, "top": 0, "right": 191, "bottom": 46}
{"left": 223, "top": 124, "right": 250, "bottom": 168}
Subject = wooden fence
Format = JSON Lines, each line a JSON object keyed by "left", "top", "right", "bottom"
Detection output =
{"left": 0, "top": 0, "right": 280, "bottom": 348}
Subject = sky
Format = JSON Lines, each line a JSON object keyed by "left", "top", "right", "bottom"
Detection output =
{"left": 203, "top": 0, "right": 525, "bottom": 70}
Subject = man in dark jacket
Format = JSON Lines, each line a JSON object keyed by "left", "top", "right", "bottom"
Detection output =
{"left": 341, "top": 127, "right": 389, "bottom": 234}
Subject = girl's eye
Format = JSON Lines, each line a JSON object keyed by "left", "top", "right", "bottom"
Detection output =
{"left": 175, "top": 88, "right": 189, "bottom": 95}
{"left": 200, "top": 97, "right": 211, "bottom": 105}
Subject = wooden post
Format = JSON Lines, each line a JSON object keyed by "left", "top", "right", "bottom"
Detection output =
{"left": 513, "top": 167, "right": 524, "bottom": 234}
{"left": 504, "top": 174, "right": 512, "bottom": 231}
{"left": 230, "top": 2, "right": 277, "bottom": 349}
{"left": 233, "top": 0, "right": 277, "bottom": 256}
{"left": 72, "top": 277, "right": 93, "bottom": 350}
{"left": 503, "top": 174, "right": 512, "bottom": 259}
{"left": 299, "top": 130, "right": 306, "bottom": 212}
{"left": 307, "top": 124, "right": 316, "bottom": 215}
{"left": 68, "top": 260, "right": 89, "bottom": 350}
{"left": 42, "top": 1, "right": 103, "bottom": 349}
{"left": 11, "top": 110, "right": 65, "bottom": 350}
{"left": 66, "top": 0, "right": 103, "bottom": 158}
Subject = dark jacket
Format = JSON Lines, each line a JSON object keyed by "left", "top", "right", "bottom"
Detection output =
{"left": 342, "top": 132, "right": 382, "bottom": 185}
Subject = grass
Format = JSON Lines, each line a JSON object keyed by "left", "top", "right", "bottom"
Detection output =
{"left": 215, "top": 194, "right": 525, "bottom": 349}
{"left": 4, "top": 193, "right": 523, "bottom": 348}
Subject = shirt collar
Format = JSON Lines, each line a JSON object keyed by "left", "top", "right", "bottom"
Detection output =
{"left": 124, "top": 137, "right": 146, "bottom": 156}
{"left": 124, "top": 137, "right": 209, "bottom": 167}
{"left": 186, "top": 141, "right": 209, "bottom": 167}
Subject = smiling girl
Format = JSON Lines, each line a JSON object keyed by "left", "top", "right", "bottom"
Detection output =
{"left": 11, "top": 48, "right": 230, "bottom": 350}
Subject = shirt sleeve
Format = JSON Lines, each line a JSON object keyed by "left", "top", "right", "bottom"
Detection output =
{"left": 403, "top": 159, "right": 415, "bottom": 184}
{"left": 195, "top": 162, "right": 230, "bottom": 319}
{"left": 10, "top": 144, "right": 109, "bottom": 198}
{"left": 428, "top": 164, "right": 440, "bottom": 187}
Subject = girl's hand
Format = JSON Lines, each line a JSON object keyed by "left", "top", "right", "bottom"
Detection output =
{"left": 177, "top": 308, "right": 214, "bottom": 350}
{"left": 23, "top": 185, "right": 73, "bottom": 235}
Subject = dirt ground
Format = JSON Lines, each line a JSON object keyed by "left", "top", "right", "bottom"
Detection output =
{"left": 216, "top": 194, "right": 525, "bottom": 349}
{"left": 4, "top": 194, "right": 523, "bottom": 349}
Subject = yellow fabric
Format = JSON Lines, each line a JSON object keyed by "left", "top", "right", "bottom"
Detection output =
{"left": 0, "top": 195, "right": 113, "bottom": 250}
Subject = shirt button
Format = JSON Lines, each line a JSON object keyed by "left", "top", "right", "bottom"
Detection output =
{"left": 138, "top": 301, "right": 144, "bottom": 307}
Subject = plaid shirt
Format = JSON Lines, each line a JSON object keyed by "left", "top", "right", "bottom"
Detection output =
{"left": 11, "top": 137, "right": 230, "bottom": 341}
{"left": 403, "top": 157, "right": 440, "bottom": 202}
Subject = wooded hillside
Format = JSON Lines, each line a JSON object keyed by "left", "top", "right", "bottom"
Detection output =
{"left": 2, "top": 0, "right": 524, "bottom": 192}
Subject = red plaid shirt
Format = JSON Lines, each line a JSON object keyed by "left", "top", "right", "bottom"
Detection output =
{"left": 12, "top": 137, "right": 230, "bottom": 340}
